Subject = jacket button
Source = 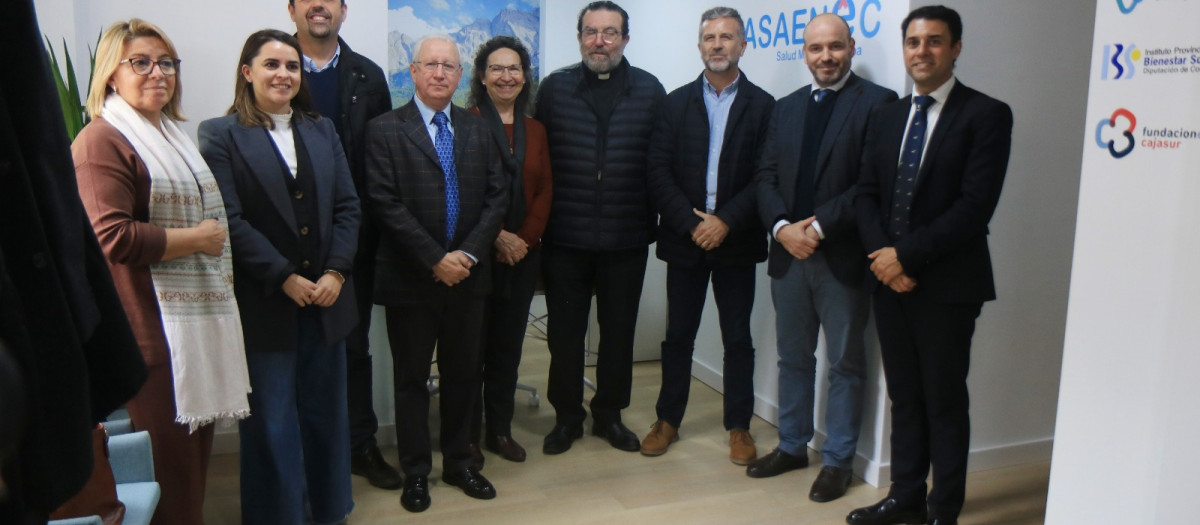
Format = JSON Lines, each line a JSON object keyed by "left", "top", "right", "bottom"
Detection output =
{"left": 293, "top": 190, "right": 304, "bottom": 199}
{"left": 301, "top": 260, "right": 311, "bottom": 269}
{"left": 300, "top": 226, "right": 310, "bottom": 235}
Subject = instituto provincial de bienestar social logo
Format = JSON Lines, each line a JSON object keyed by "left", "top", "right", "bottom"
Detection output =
{"left": 1102, "top": 43, "right": 1138, "bottom": 79}
{"left": 1095, "top": 108, "right": 1137, "bottom": 159}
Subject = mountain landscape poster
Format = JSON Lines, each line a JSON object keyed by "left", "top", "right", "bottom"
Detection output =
{"left": 388, "top": 0, "right": 541, "bottom": 108}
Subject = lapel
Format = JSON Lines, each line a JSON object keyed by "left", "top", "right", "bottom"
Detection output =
{"left": 781, "top": 84, "right": 815, "bottom": 205}
{"left": 231, "top": 121, "right": 298, "bottom": 234}
{"left": 813, "top": 73, "right": 861, "bottom": 187}
{"left": 399, "top": 101, "right": 441, "bottom": 168}
{"left": 449, "top": 105, "right": 469, "bottom": 170}
{"left": 915, "top": 81, "right": 965, "bottom": 191}
{"left": 295, "top": 118, "right": 333, "bottom": 241}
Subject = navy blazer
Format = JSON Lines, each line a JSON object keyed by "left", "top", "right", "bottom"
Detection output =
{"left": 757, "top": 72, "right": 897, "bottom": 283}
{"left": 364, "top": 100, "right": 506, "bottom": 306}
{"left": 198, "top": 113, "right": 361, "bottom": 351}
{"left": 647, "top": 71, "right": 774, "bottom": 268}
{"left": 855, "top": 81, "right": 1013, "bottom": 304}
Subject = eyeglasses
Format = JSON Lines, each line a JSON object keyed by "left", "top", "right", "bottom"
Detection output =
{"left": 486, "top": 64, "right": 523, "bottom": 77}
{"left": 581, "top": 27, "right": 622, "bottom": 44}
{"left": 120, "top": 56, "right": 180, "bottom": 76}
{"left": 414, "top": 61, "right": 461, "bottom": 73}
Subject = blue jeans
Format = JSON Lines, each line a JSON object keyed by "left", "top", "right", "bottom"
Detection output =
{"left": 771, "top": 252, "right": 869, "bottom": 468}
{"left": 240, "top": 310, "right": 352, "bottom": 525}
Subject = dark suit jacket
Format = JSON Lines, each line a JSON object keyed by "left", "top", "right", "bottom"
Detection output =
{"left": 757, "top": 72, "right": 897, "bottom": 282}
{"left": 198, "top": 114, "right": 361, "bottom": 350}
{"left": 365, "top": 100, "right": 506, "bottom": 306}
{"left": 856, "top": 81, "right": 1013, "bottom": 304}
{"left": 647, "top": 71, "right": 773, "bottom": 268}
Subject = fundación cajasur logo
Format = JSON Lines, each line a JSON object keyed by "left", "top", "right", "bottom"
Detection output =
{"left": 1095, "top": 108, "right": 1137, "bottom": 158}
{"left": 1095, "top": 108, "right": 1200, "bottom": 159}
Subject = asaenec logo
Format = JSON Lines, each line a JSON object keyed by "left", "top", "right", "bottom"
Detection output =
{"left": 1116, "top": 0, "right": 1143, "bottom": 14}
{"left": 1095, "top": 108, "right": 1137, "bottom": 159}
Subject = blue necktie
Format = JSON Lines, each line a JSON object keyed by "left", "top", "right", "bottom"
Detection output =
{"left": 432, "top": 111, "right": 459, "bottom": 243}
{"left": 890, "top": 95, "right": 934, "bottom": 237}
{"left": 813, "top": 88, "right": 829, "bottom": 103}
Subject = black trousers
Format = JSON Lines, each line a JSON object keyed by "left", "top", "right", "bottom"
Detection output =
{"left": 655, "top": 263, "right": 756, "bottom": 430}
{"left": 873, "top": 287, "right": 982, "bottom": 521}
{"left": 346, "top": 223, "right": 378, "bottom": 452}
{"left": 543, "top": 244, "right": 648, "bottom": 427}
{"left": 472, "top": 248, "right": 541, "bottom": 440}
{"left": 385, "top": 289, "right": 484, "bottom": 476}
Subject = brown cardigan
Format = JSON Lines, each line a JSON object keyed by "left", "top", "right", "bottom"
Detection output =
{"left": 72, "top": 118, "right": 170, "bottom": 367}
{"left": 469, "top": 108, "right": 553, "bottom": 248}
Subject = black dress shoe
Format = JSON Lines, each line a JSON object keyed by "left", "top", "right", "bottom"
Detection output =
{"left": 845, "top": 497, "right": 927, "bottom": 525}
{"left": 485, "top": 434, "right": 527, "bottom": 462}
{"left": 350, "top": 444, "right": 403, "bottom": 490}
{"left": 400, "top": 474, "right": 430, "bottom": 513}
{"left": 543, "top": 423, "right": 583, "bottom": 455}
{"left": 442, "top": 467, "right": 497, "bottom": 500}
{"left": 469, "top": 443, "right": 486, "bottom": 471}
{"left": 809, "top": 465, "right": 853, "bottom": 502}
{"left": 746, "top": 448, "right": 809, "bottom": 478}
{"left": 592, "top": 420, "right": 639, "bottom": 452}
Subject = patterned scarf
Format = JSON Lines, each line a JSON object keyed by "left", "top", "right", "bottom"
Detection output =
{"left": 102, "top": 94, "right": 250, "bottom": 431}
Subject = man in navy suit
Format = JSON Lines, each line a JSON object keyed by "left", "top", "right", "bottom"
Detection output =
{"left": 847, "top": 6, "right": 1012, "bottom": 525}
{"left": 364, "top": 35, "right": 507, "bottom": 513}
{"left": 750, "top": 13, "right": 896, "bottom": 504}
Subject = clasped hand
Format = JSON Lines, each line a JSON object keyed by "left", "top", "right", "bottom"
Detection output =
{"left": 281, "top": 272, "right": 342, "bottom": 307}
{"left": 493, "top": 230, "right": 529, "bottom": 266}
{"left": 868, "top": 247, "right": 917, "bottom": 293}
{"left": 778, "top": 216, "right": 820, "bottom": 259}
{"left": 691, "top": 209, "right": 729, "bottom": 251}
{"left": 433, "top": 250, "right": 473, "bottom": 286}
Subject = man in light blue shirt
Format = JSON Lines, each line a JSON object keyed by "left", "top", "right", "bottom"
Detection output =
{"left": 642, "top": 6, "right": 775, "bottom": 465}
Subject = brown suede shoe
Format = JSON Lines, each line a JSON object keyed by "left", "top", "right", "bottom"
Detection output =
{"left": 729, "top": 429, "right": 757, "bottom": 465}
{"left": 640, "top": 420, "right": 678, "bottom": 456}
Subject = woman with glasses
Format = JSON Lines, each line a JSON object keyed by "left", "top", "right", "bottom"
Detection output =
{"left": 466, "top": 36, "right": 552, "bottom": 465}
{"left": 198, "top": 29, "right": 359, "bottom": 525}
{"left": 72, "top": 19, "right": 250, "bottom": 525}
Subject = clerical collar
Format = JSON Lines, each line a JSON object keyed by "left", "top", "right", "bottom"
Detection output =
{"left": 584, "top": 58, "right": 628, "bottom": 82}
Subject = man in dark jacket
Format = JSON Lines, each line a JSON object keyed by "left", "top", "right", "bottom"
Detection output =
{"left": 640, "top": 7, "right": 772, "bottom": 466}
{"left": 750, "top": 13, "right": 896, "bottom": 504}
{"left": 289, "top": 0, "right": 398, "bottom": 490}
{"left": 535, "top": 1, "right": 665, "bottom": 456}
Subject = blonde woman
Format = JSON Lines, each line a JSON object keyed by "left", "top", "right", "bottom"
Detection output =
{"left": 72, "top": 18, "right": 250, "bottom": 525}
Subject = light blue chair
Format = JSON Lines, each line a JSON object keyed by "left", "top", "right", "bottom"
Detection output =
{"left": 50, "top": 419, "right": 160, "bottom": 525}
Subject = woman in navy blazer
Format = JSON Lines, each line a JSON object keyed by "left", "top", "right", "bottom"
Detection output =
{"left": 198, "top": 29, "right": 360, "bottom": 525}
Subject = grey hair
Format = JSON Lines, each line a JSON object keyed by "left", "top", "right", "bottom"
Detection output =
{"left": 698, "top": 6, "right": 745, "bottom": 41}
{"left": 411, "top": 33, "right": 459, "bottom": 64}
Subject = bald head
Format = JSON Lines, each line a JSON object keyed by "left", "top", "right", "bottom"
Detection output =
{"left": 803, "top": 13, "right": 855, "bottom": 87}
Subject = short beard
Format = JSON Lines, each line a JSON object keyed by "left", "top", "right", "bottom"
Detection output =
{"left": 704, "top": 57, "right": 734, "bottom": 74}
{"left": 583, "top": 52, "right": 621, "bottom": 74}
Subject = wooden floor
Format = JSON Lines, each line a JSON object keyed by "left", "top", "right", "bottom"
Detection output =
{"left": 203, "top": 337, "right": 1049, "bottom": 524}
